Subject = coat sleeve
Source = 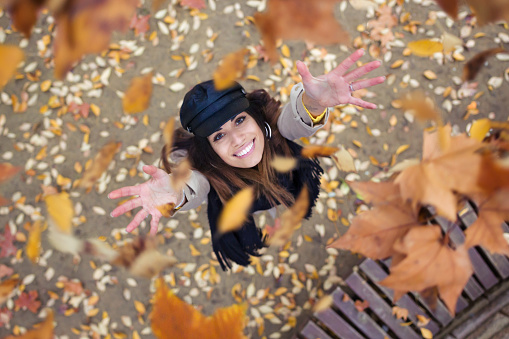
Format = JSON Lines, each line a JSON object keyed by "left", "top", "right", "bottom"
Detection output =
{"left": 277, "top": 82, "right": 331, "bottom": 140}
{"left": 169, "top": 149, "right": 210, "bottom": 211}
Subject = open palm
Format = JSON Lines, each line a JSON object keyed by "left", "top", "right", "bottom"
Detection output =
{"left": 296, "top": 49, "right": 385, "bottom": 109}
{"left": 109, "top": 165, "right": 181, "bottom": 235}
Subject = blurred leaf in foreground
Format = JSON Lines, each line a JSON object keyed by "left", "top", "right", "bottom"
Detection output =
{"left": 0, "top": 45, "right": 24, "bottom": 89}
{"left": 213, "top": 48, "right": 250, "bottom": 90}
{"left": 123, "top": 73, "right": 154, "bottom": 114}
{"left": 463, "top": 48, "right": 508, "bottom": 81}
{"left": 217, "top": 186, "right": 255, "bottom": 234}
{"left": 4, "top": 309, "right": 53, "bottom": 339}
{"left": 77, "top": 141, "right": 121, "bottom": 191}
{"left": 0, "top": 163, "right": 21, "bottom": 205}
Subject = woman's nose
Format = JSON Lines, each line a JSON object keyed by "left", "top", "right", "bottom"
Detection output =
{"left": 230, "top": 130, "right": 244, "bottom": 147}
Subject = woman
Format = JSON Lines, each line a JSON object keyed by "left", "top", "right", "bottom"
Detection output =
{"left": 109, "top": 49, "right": 385, "bottom": 270}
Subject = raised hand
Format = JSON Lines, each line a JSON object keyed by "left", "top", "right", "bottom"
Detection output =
{"left": 296, "top": 49, "right": 385, "bottom": 110}
{"left": 108, "top": 165, "right": 183, "bottom": 235}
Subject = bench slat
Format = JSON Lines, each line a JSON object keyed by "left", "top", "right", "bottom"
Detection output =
{"left": 331, "top": 287, "right": 389, "bottom": 339}
{"left": 360, "top": 259, "right": 442, "bottom": 333}
{"left": 346, "top": 272, "right": 421, "bottom": 339}
{"left": 315, "top": 308, "right": 365, "bottom": 339}
{"left": 300, "top": 321, "right": 333, "bottom": 339}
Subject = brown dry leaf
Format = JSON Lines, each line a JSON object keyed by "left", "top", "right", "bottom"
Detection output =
{"left": 301, "top": 145, "right": 339, "bottom": 158}
{"left": 367, "top": 5, "right": 398, "bottom": 50}
{"left": 394, "top": 126, "right": 486, "bottom": 221}
{"left": 328, "top": 181, "right": 421, "bottom": 259}
{"left": 407, "top": 40, "right": 443, "bottom": 57}
{"left": 218, "top": 187, "right": 255, "bottom": 234}
{"left": 421, "top": 327, "right": 433, "bottom": 339}
{"left": 434, "top": 0, "right": 458, "bottom": 19}
{"left": 0, "top": 45, "right": 25, "bottom": 89}
{"left": 354, "top": 299, "right": 369, "bottom": 312}
{"left": 442, "top": 32, "right": 463, "bottom": 53}
{"left": 78, "top": 141, "right": 121, "bottom": 190}
{"left": 44, "top": 191, "right": 74, "bottom": 234}
{"left": 269, "top": 186, "right": 309, "bottom": 246}
{"left": 163, "top": 117, "right": 176, "bottom": 156}
{"left": 380, "top": 226, "right": 473, "bottom": 315}
{"left": 213, "top": 48, "right": 249, "bottom": 91}
{"left": 417, "top": 314, "right": 431, "bottom": 327}
{"left": 150, "top": 277, "right": 248, "bottom": 339}
{"left": 0, "top": 163, "right": 21, "bottom": 205}
{"left": 4, "top": 309, "right": 54, "bottom": 339}
{"left": 331, "top": 147, "right": 356, "bottom": 172}
{"left": 123, "top": 73, "right": 154, "bottom": 114}
{"left": 464, "top": 189, "right": 509, "bottom": 256}
{"left": 111, "top": 236, "right": 177, "bottom": 278}
{"left": 463, "top": 48, "right": 508, "bottom": 81}
{"left": 170, "top": 159, "right": 192, "bottom": 192}
{"left": 53, "top": 0, "right": 138, "bottom": 78}
{"left": 254, "top": 0, "right": 349, "bottom": 62}
{"left": 271, "top": 156, "right": 297, "bottom": 173}
{"left": 26, "top": 221, "right": 42, "bottom": 263}
{"left": 399, "top": 91, "right": 442, "bottom": 124}
{"left": 466, "top": 0, "right": 509, "bottom": 25}
{"left": 0, "top": 278, "right": 19, "bottom": 305}
{"left": 392, "top": 306, "right": 409, "bottom": 320}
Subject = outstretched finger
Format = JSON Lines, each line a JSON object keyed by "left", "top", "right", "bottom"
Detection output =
{"left": 332, "top": 49, "right": 365, "bottom": 76}
{"left": 126, "top": 209, "right": 149, "bottom": 233}
{"left": 108, "top": 185, "right": 140, "bottom": 199}
{"left": 149, "top": 215, "right": 161, "bottom": 236}
{"left": 110, "top": 197, "right": 143, "bottom": 217}
{"left": 296, "top": 60, "right": 314, "bottom": 83}
{"left": 348, "top": 96, "right": 378, "bottom": 109}
{"left": 343, "top": 60, "right": 382, "bottom": 83}
{"left": 350, "top": 76, "right": 386, "bottom": 91}
{"left": 144, "top": 165, "right": 170, "bottom": 182}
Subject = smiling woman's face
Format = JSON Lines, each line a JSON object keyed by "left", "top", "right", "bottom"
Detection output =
{"left": 207, "top": 113, "right": 265, "bottom": 168}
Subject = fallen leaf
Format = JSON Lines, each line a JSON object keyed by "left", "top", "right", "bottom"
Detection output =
{"left": 380, "top": 226, "right": 473, "bottom": 315}
{"left": 78, "top": 141, "right": 121, "bottom": 190}
{"left": 0, "top": 224, "right": 17, "bottom": 258}
{"left": 367, "top": 5, "right": 398, "bottom": 49}
{"left": 0, "top": 163, "right": 21, "bottom": 205}
{"left": 15, "top": 290, "right": 41, "bottom": 313}
{"left": 3, "top": 309, "right": 53, "bottom": 339}
{"left": 312, "top": 295, "right": 333, "bottom": 313}
{"left": 354, "top": 299, "right": 369, "bottom": 312}
{"left": 421, "top": 327, "right": 433, "bottom": 339}
{"left": 463, "top": 48, "right": 508, "bottom": 81}
{"left": 469, "top": 118, "right": 492, "bottom": 141}
{"left": 130, "top": 14, "right": 150, "bottom": 36}
{"left": 0, "top": 278, "right": 19, "bottom": 305}
{"left": 26, "top": 221, "right": 42, "bottom": 263}
{"left": 123, "top": 73, "right": 154, "bottom": 114}
{"left": 254, "top": 0, "right": 350, "bottom": 62}
{"left": 301, "top": 145, "right": 339, "bottom": 158}
{"left": 442, "top": 32, "right": 462, "bottom": 53}
{"left": 271, "top": 156, "right": 297, "bottom": 172}
{"left": 407, "top": 39, "right": 443, "bottom": 57}
{"left": 217, "top": 187, "right": 255, "bottom": 234}
{"left": 331, "top": 147, "right": 356, "bottom": 172}
{"left": 44, "top": 191, "right": 74, "bottom": 234}
{"left": 180, "top": 0, "right": 206, "bottom": 10}
{"left": 0, "top": 45, "right": 25, "bottom": 89}
{"left": 392, "top": 306, "right": 409, "bottom": 320}
{"left": 150, "top": 277, "right": 247, "bottom": 339}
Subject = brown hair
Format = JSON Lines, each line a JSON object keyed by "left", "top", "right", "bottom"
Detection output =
{"left": 160, "top": 89, "right": 295, "bottom": 207}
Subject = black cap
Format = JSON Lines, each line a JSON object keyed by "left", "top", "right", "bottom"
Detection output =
{"left": 180, "top": 80, "right": 250, "bottom": 138}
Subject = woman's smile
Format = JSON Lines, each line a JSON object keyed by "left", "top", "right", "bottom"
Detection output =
{"left": 234, "top": 139, "right": 255, "bottom": 158}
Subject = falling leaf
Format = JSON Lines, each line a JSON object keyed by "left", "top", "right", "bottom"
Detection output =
{"left": 407, "top": 40, "right": 443, "bottom": 57}
{"left": 44, "top": 191, "right": 74, "bottom": 234}
{"left": 380, "top": 226, "right": 473, "bottom": 315}
{"left": 163, "top": 117, "right": 176, "bottom": 155}
{"left": 170, "top": 159, "right": 192, "bottom": 192}
{"left": 392, "top": 306, "right": 409, "bottom": 320}
{"left": 123, "top": 73, "right": 154, "bottom": 114}
{"left": 3, "top": 309, "right": 54, "bottom": 339}
{"left": 150, "top": 277, "right": 247, "bottom": 339}
{"left": 399, "top": 91, "right": 441, "bottom": 124}
{"left": 269, "top": 187, "right": 309, "bottom": 246}
{"left": 466, "top": 0, "right": 509, "bottom": 25}
{"left": 0, "top": 45, "right": 25, "bottom": 89}
{"left": 463, "top": 48, "right": 508, "bottom": 81}
{"left": 301, "top": 145, "right": 339, "bottom": 158}
{"left": 213, "top": 48, "right": 249, "bottom": 91}
{"left": 78, "top": 141, "right": 121, "bottom": 190}
{"left": 4, "top": 0, "right": 44, "bottom": 38}
{"left": 254, "top": 0, "right": 350, "bottom": 62}
{"left": 434, "top": 0, "right": 458, "bottom": 19}
{"left": 26, "top": 221, "right": 42, "bottom": 263}
{"left": 217, "top": 187, "right": 255, "bottom": 234}
{"left": 180, "top": 0, "right": 206, "bottom": 10}
{"left": 111, "top": 236, "right": 177, "bottom": 278}
{"left": 53, "top": 0, "right": 138, "bottom": 78}
{"left": 331, "top": 147, "right": 356, "bottom": 172}
{"left": 469, "top": 118, "right": 492, "bottom": 141}
{"left": 271, "top": 156, "right": 297, "bottom": 172}
{"left": 0, "top": 278, "right": 19, "bottom": 305}
{"left": 48, "top": 230, "right": 117, "bottom": 261}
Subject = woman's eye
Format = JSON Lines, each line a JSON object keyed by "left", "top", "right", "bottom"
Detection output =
{"left": 213, "top": 133, "right": 224, "bottom": 142}
{"left": 235, "top": 116, "right": 245, "bottom": 125}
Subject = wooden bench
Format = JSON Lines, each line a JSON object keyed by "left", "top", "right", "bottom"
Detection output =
{"left": 297, "top": 202, "right": 509, "bottom": 339}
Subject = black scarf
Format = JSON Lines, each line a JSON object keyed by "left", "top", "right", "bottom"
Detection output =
{"left": 207, "top": 140, "right": 324, "bottom": 271}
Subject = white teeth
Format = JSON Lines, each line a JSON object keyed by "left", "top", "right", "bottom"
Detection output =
{"left": 236, "top": 141, "right": 253, "bottom": 157}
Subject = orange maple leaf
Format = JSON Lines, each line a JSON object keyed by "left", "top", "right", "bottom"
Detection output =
{"left": 328, "top": 181, "right": 421, "bottom": 259}
{"left": 254, "top": 0, "right": 350, "bottom": 62}
{"left": 379, "top": 226, "right": 473, "bottom": 316}
{"left": 123, "top": 73, "right": 154, "bottom": 114}
{"left": 394, "top": 125, "right": 486, "bottom": 221}
{"left": 150, "top": 278, "right": 247, "bottom": 339}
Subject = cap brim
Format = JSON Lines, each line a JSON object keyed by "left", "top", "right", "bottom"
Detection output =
{"left": 193, "top": 96, "right": 250, "bottom": 138}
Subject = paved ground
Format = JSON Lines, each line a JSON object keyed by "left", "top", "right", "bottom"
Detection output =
{"left": 0, "top": 0, "right": 509, "bottom": 338}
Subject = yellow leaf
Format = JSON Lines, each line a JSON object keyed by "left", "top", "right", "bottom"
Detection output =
{"left": 217, "top": 187, "right": 255, "bottom": 234}
{"left": 331, "top": 147, "right": 356, "bottom": 172}
{"left": 408, "top": 40, "right": 443, "bottom": 57}
{"left": 301, "top": 145, "right": 339, "bottom": 158}
{"left": 396, "top": 144, "right": 410, "bottom": 155}
{"left": 269, "top": 187, "right": 309, "bottom": 246}
{"left": 421, "top": 327, "right": 433, "bottom": 339}
{"left": 40, "top": 80, "right": 52, "bottom": 92}
{"left": 78, "top": 141, "right": 121, "bottom": 190}
{"left": 26, "top": 221, "right": 42, "bottom": 263}
{"left": 134, "top": 300, "right": 146, "bottom": 314}
{"left": 313, "top": 295, "right": 333, "bottom": 313}
{"left": 271, "top": 156, "right": 297, "bottom": 172}
{"left": 44, "top": 192, "right": 74, "bottom": 234}
{"left": 281, "top": 44, "right": 290, "bottom": 57}
{"left": 423, "top": 70, "right": 437, "bottom": 80}
{"left": 123, "top": 73, "right": 153, "bottom": 114}
{"left": 391, "top": 59, "right": 404, "bottom": 68}
{"left": 0, "top": 45, "right": 25, "bottom": 89}
{"left": 189, "top": 244, "right": 201, "bottom": 256}
{"left": 213, "top": 48, "right": 249, "bottom": 91}
{"left": 163, "top": 117, "right": 176, "bottom": 149}
{"left": 0, "top": 278, "right": 19, "bottom": 305}
{"left": 469, "top": 118, "right": 491, "bottom": 141}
